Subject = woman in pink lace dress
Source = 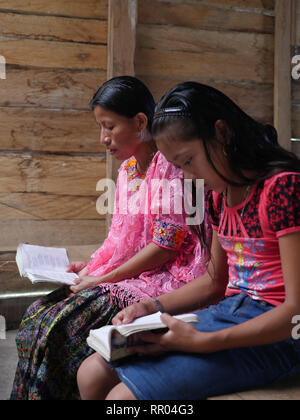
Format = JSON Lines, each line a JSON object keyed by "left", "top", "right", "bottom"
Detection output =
{"left": 11, "top": 77, "right": 209, "bottom": 400}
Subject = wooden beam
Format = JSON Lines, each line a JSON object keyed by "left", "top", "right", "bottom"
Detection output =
{"left": 106, "top": 0, "right": 137, "bottom": 230}
{"left": 274, "top": 0, "right": 292, "bottom": 150}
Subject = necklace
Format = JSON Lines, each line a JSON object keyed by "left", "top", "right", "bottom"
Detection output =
{"left": 222, "top": 185, "right": 252, "bottom": 236}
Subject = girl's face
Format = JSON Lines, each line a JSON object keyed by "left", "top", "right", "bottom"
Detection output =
{"left": 156, "top": 132, "right": 230, "bottom": 194}
{"left": 93, "top": 106, "right": 146, "bottom": 161}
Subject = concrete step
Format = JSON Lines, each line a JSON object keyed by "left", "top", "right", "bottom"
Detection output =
{"left": 0, "top": 330, "right": 18, "bottom": 400}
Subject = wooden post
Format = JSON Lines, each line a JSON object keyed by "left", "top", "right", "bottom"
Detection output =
{"left": 274, "top": 0, "right": 292, "bottom": 151}
{"left": 106, "top": 0, "right": 137, "bottom": 231}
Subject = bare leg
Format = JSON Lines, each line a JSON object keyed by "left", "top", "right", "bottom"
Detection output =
{"left": 106, "top": 382, "right": 137, "bottom": 400}
{"left": 77, "top": 353, "right": 120, "bottom": 400}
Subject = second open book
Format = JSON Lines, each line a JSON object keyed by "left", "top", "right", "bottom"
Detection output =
{"left": 87, "top": 311, "right": 199, "bottom": 362}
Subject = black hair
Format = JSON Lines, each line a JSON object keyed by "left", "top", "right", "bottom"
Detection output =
{"left": 90, "top": 76, "right": 156, "bottom": 131}
{"left": 153, "top": 81, "right": 300, "bottom": 186}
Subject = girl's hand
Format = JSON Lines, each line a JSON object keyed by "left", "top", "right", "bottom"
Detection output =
{"left": 66, "top": 261, "right": 87, "bottom": 275}
{"left": 132, "top": 313, "right": 210, "bottom": 356}
{"left": 112, "top": 301, "right": 156, "bottom": 326}
{"left": 70, "top": 276, "right": 101, "bottom": 294}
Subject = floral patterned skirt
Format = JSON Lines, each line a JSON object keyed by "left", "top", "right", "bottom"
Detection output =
{"left": 10, "top": 286, "right": 130, "bottom": 400}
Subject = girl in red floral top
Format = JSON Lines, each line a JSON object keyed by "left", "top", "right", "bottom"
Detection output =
{"left": 77, "top": 82, "right": 300, "bottom": 401}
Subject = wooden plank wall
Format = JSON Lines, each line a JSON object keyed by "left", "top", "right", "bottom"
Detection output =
{"left": 136, "top": 0, "right": 275, "bottom": 125}
{"left": 292, "top": 0, "right": 300, "bottom": 157}
{"left": 0, "top": 0, "right": 108, "bottom": 247}
{"left": 274, "top": 0, "right": 292, "bottom": 151}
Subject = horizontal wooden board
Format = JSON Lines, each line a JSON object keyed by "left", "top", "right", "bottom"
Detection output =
{"left": 0, "top": 244, "right": 97, "bottom": 261}
{"left": 0, "top": 154, "right": 106, "bottom": 195}
{"left": 0, "top": 12, "right": 107, "bottom": 44}
{"left": 0, "top": 271, "right": 56, "bottom": 298}
{"left": 0, "top": 68, "right": 107, "bottom": 109}
{"left": 138, "top": 0, "right": 274, "bottom": 33}
{"left": 292, "top": 105, "right": 300, "bottom": 139}
{"left": 297, "top": 1, "right": 300, "bottom": 45}
{"left": 292, "top": 82, "right": 300, "bottom": 103}
{"left": 292, "top": 140, "right": 300, "bottom": 158}
{"left": 136, "top": 47, "right": 274, "bottom": 84}
{"left": 0, "top": 244, "right": 97, "bottom": 272}
{"left": 0, "top": 0, "right": 108, "bottom": 19}
{"left": 0, "top": 219, "right": 106, "bottom": 247}
{"left": 137, "top": 23, "right": 274, "bottom": 61}
{"left": 193, "top": 0, "right": 275, "bottom": 10}
{"left": 0, "top": 193, "right": 103, "bottom": 220}
{"left": 140, "top": 75, "right": 273, "bottom": 123}
{"left": 0, "top": 107, "right": 104, "bottom": 153}
{"left": 0, "top": 39, "right": 107, "bottom": 70}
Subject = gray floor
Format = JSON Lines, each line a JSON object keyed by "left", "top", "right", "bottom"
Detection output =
{"left": 0, "top": 330, "right": 18, "bottom": 400}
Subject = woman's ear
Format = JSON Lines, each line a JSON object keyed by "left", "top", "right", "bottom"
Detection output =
{"left": 134, "top": 112, "right": 148, "bottom": 132}
{"left": 215, "top": 120, "right": 230, "bottom": 146}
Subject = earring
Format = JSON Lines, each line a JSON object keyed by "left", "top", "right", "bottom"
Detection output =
{"left": 223, "top": 144, "right": 228, "bottom": 157}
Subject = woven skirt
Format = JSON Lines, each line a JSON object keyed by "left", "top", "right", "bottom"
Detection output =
{"left": 10, "top": 286, "right": 125, "bottom": 400}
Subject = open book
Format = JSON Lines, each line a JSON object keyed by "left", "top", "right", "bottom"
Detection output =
{"left": 16, "top": 243, "right": 79, "bottom": 286}
{"left": 87, "top": 311, "right": 199, "bottom": 362}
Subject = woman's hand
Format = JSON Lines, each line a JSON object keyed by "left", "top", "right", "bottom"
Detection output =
{"left": 131, "top": 313, "right": 211, "bottom": 356}
{"left": 70, "top": 275, "right": 102, "bottom": 294}
{"left": 112, "top": 300, "right": 157, "bottom": 326}
{"left": 66, "top": 261, "right": 88, "bottom": 275}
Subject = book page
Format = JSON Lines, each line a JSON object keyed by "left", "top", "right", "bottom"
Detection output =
{"left": 26, "top": 271, "right": 78, "bottom": 286}
{"left": 87, "top": 328, "right": 145, "bottom": 362}
{"left": 117, "top": 312, "right": 199, "bottom": 336}
{"left": 17, "top": 243, "right": 71, "bottom": 273}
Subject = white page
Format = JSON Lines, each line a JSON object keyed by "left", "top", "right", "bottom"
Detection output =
{"left": 26, "top": 271, "right": 78, "bottom": 286}
{"left": 90, "top": 312, "right": 199, "bottom": 340}
{"left": 87, "top": 327, "right": 113, "bottom": 359}
{"left": 118, "top": 312, "right": 198, "bottom": 335}
{"left": 17, "top": 244, "right": 71, "bottom": 273}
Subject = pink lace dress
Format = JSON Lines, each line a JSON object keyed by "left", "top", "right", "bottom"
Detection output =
{"left": 87, "top": 151, "right": 209, "bottom": 307}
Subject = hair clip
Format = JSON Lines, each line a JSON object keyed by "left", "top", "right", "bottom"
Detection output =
{"left": 154, "top": 107, "right": 191, "bottom": 120}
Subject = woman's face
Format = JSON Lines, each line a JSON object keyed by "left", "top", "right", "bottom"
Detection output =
{"left": 156, "top": 132, "right": 230, "bottom": 194}
{"left": 93, "top": 106, "right": 145, "bottom": 161}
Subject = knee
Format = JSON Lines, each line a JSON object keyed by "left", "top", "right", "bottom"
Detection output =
{"left": 106, "top": 383, "right": 137, "bottom": 401}
{"left": 77, "top": 353, "right": 120, "bottom": 400}
{"left": 77, "top": 356, "right": 96, "bottom": 399}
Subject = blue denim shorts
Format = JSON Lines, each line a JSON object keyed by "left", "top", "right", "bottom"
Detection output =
{"left": 113, "top": 294, "right": 300, "bottom": 400}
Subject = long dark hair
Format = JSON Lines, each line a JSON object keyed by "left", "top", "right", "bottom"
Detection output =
{"left": 153, "top": 82, "right": 300, "bottom": 186}
{"left": 90, "top": 76, "right": 155, "bottom": 131}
